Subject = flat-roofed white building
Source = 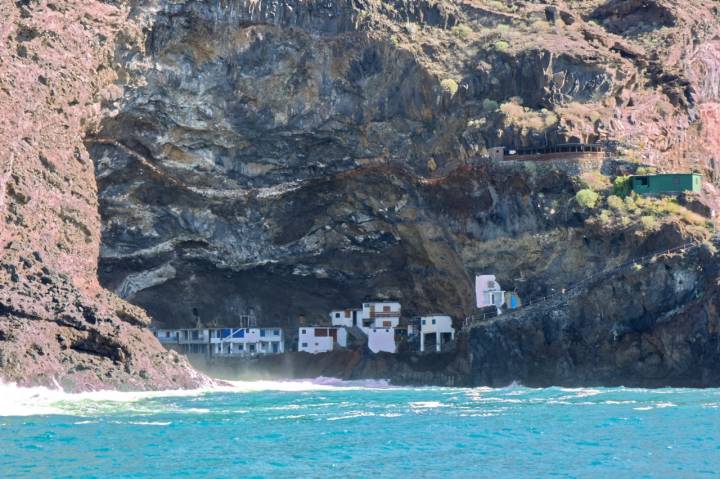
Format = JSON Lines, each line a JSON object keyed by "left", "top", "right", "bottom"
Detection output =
{"left": 330, "top": 309, "right": 362, "bottom": 328}
{"left": 155, "top": 329, "right": 180, "bottom": 344}
{"left": 211, "top": 327, "right": 284, "bottom": 356}
{"left": 298, "top": 327, "right": 348, "bottom": 354}
{"left": 152, "top": 327, "right": 284, "bottom": 357}
{"left": 368, "top": 327, "right": 397, "bottom": 354}
{"left": 475, "top": 274, "right": 506, "bottom": 314}
{"left": 362, "top": 301, "right": 401, "bottom": 329}
{"left": 419, "top": 316, "right": 455, "bottom": 353}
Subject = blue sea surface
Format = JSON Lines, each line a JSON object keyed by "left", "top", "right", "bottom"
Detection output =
{"left": 1, "top": 380, "right": 719, "bottom": 478}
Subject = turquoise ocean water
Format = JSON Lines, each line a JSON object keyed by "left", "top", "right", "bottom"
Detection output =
{"left": 1, "top": 379, "right": 719, "bottom": 478}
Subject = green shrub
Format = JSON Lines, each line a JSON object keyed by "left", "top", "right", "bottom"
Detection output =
{"left": 624, "top": 195, "right": 636, "bottom": 210}
{"left": 612, "top": 175, "right": 632, "bottom": 197}
{"left": 599, "top": 209, "right": 612, "bottom": 225}
{"left": 581, "top": 171, "right": 610, "bottom": 191}
{"left": 607, "top": 195, "right": 625, "bottom": 211}
{"left": 576, "top": 189, "right": 599, "bottom": 209}
{"left": 640, "top": 215, "right": 658, "bottom": 230}
{"left": 494, "top": 40, "right": 510, "bottom": 52}
{"left": 482, "top": 98, "right": 499, "bottom": 111}
{"left": 440, "top": 78, "right": 459, "bottom": 96}
{"left": 452, "top": 24, "right": 472, "bottom": 40}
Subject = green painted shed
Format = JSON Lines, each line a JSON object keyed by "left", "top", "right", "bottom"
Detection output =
{"left": 630, "top": 173, "right": 702, "bottom": 195}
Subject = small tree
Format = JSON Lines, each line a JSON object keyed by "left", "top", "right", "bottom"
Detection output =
{"left": 576, "top": 189, "right": 599, "bottom": 209}
{"left": 612, "top": 176, "right": 632, "bottom": 197}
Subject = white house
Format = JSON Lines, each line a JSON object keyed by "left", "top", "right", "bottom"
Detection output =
{"left": 419, "top": 315, "right": 455, "bottom": 353}
{"left": 368, "top": 327, "right": 397, "bottom": 354}
{"left": 211, "top": 327, "right": 284, "bottom": 356}
{"left": 329, "top": 309, "right": 362, "bottom": 328}
{"left": 155, "top": 329, "right": 180, "bottom": 344}
{"left": 361, "top": 301, "right": 401, "bottom": 329}
{"left": 298, "top": 327, "right": 348, "bottom": 354}
{"left": 153, "top": 327, "right": 284, "bottom": 357}
{"left": 475, "top": 274, "right": 506, "bottom": 314}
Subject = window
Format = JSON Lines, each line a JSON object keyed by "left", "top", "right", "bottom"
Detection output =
{"left": 165, "top": 332, "right": 170, "bottom": 338}
{"left": 238, "top": 344, "right": 244, "bottom": 350}
{"left": 260, "top": 330, "right": 266, "bottom": 337}
{"left": 274, "top": 330, "right": 280, "bottom": 336}
{"left": 335, "top": 313, "right": 341, "bottom": 318}
{"left": 422, "top": 319, "right": 426, "bottom": 325}
{"left": 301, "top": 342, "right": 308, "bottom": 348}
{"left": 639, "top": 177, "right": 649, "bottom": 186}
{"left": 383, "top": 306, "right": 390, "bottom": 312}
{"left": 301, "top": 329, "right": 306, "bottom": 335}
{"left": 385, "top": 329, "right": 389, "bottom": 333}
{"left": 432, "top": 319, "right": 436, "bottom": 325}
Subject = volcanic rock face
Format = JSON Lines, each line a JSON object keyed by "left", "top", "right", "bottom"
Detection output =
{"left": 3, "top": 0, "right": 720, "bottom": 388}
{"left": 93, "top": 0, "right": 720, "bottom": 330}
{"left": 0, "top": 0, "right": 204, "bottom": 390}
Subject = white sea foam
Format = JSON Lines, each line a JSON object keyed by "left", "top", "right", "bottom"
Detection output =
{"left": 0, "top": 377, "right": 395, "bottom": 417}
{"left": 127, "top": 421, "right": 172, "bottom": 426}
{"left": 409, "top": 401, "right": 444, "bottom": 409}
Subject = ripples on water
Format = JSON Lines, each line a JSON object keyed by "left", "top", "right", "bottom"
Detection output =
{"left": 1, "top": 379, "right": 719, "bottom": 478}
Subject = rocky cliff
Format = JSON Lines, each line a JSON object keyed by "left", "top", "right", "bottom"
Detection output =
{"left": 2, "top": 0, "right": 720, "bottom": 389}
{"left": 0, "top": 0, "right": 205, "bottom": 391}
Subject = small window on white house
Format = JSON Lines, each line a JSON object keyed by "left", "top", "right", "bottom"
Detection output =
{"left": 301, "top": 343, "right": 308, "bottom": 348}
{"left": 432, "top": 319, "right": 436, "bottom": 325}
{"left": 301, "top": 329, "right": 306, "bottom": 334}
{"left": 274, "top": 330, "right": 280, "bottom": 336}
{"left": 335, "top": 313, "right": 341, "bottom": 318}
{"left": 422, "top": 320, "right": 426, "bottom": 325}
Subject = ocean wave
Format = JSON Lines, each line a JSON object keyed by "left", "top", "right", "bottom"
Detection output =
{"left": 0, "top": 377, "right": 396, "bottom": 417}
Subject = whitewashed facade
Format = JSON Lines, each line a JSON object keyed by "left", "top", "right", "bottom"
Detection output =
{"left": 368, "top": 327, "right": 397, "bottom": 354}
{"left": 298, "top": 327, "right": 348, "bottom": 354}
{"left": 475, "top": 274, "right": 506, "bottom": 314}
{"left": 419, "top": 316, "right": 455, "bottom": 353}
{"left": 361, "top": 301, "right": 401, "bottom": 329}
{"left": 153, "top": 327, "right": 284, "bottom": 357}
{"left": 329, "top": 309, "right": 362, "bottom": 328}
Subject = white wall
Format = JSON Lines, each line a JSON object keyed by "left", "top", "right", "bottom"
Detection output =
{"left": 155, "top": 329, "right": 178, "bottom": 344}
{"left": 362, "top": 302, "right": 401, "bottom": 328}
{"left": 336, "top": 328, "right": 348, "bottom": 348}
{"left": 419, "top": 316, "right": 455, "bottom": 353}
{"left": 420, "top": 316, "right": 453, "bottom": 334}
{"left": 298, "top": 335, "right": 334, "bottom": 354}
{"left": 368, "top": 328, "right": 396, "bottom": 354}
{"left": 330, "top": 310, "right": 354, "bottom": 328}
{"left": 475, "top": 275, "right": 505, "bottom": 309}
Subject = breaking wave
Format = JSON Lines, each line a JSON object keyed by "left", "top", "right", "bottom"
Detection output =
{"left": 0, "top": 377, "right": 394, "bottom": 417}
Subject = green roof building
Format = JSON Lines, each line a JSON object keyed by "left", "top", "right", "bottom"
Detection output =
{"left": 631, "top": 173, "right": 702, "bottom": 195}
